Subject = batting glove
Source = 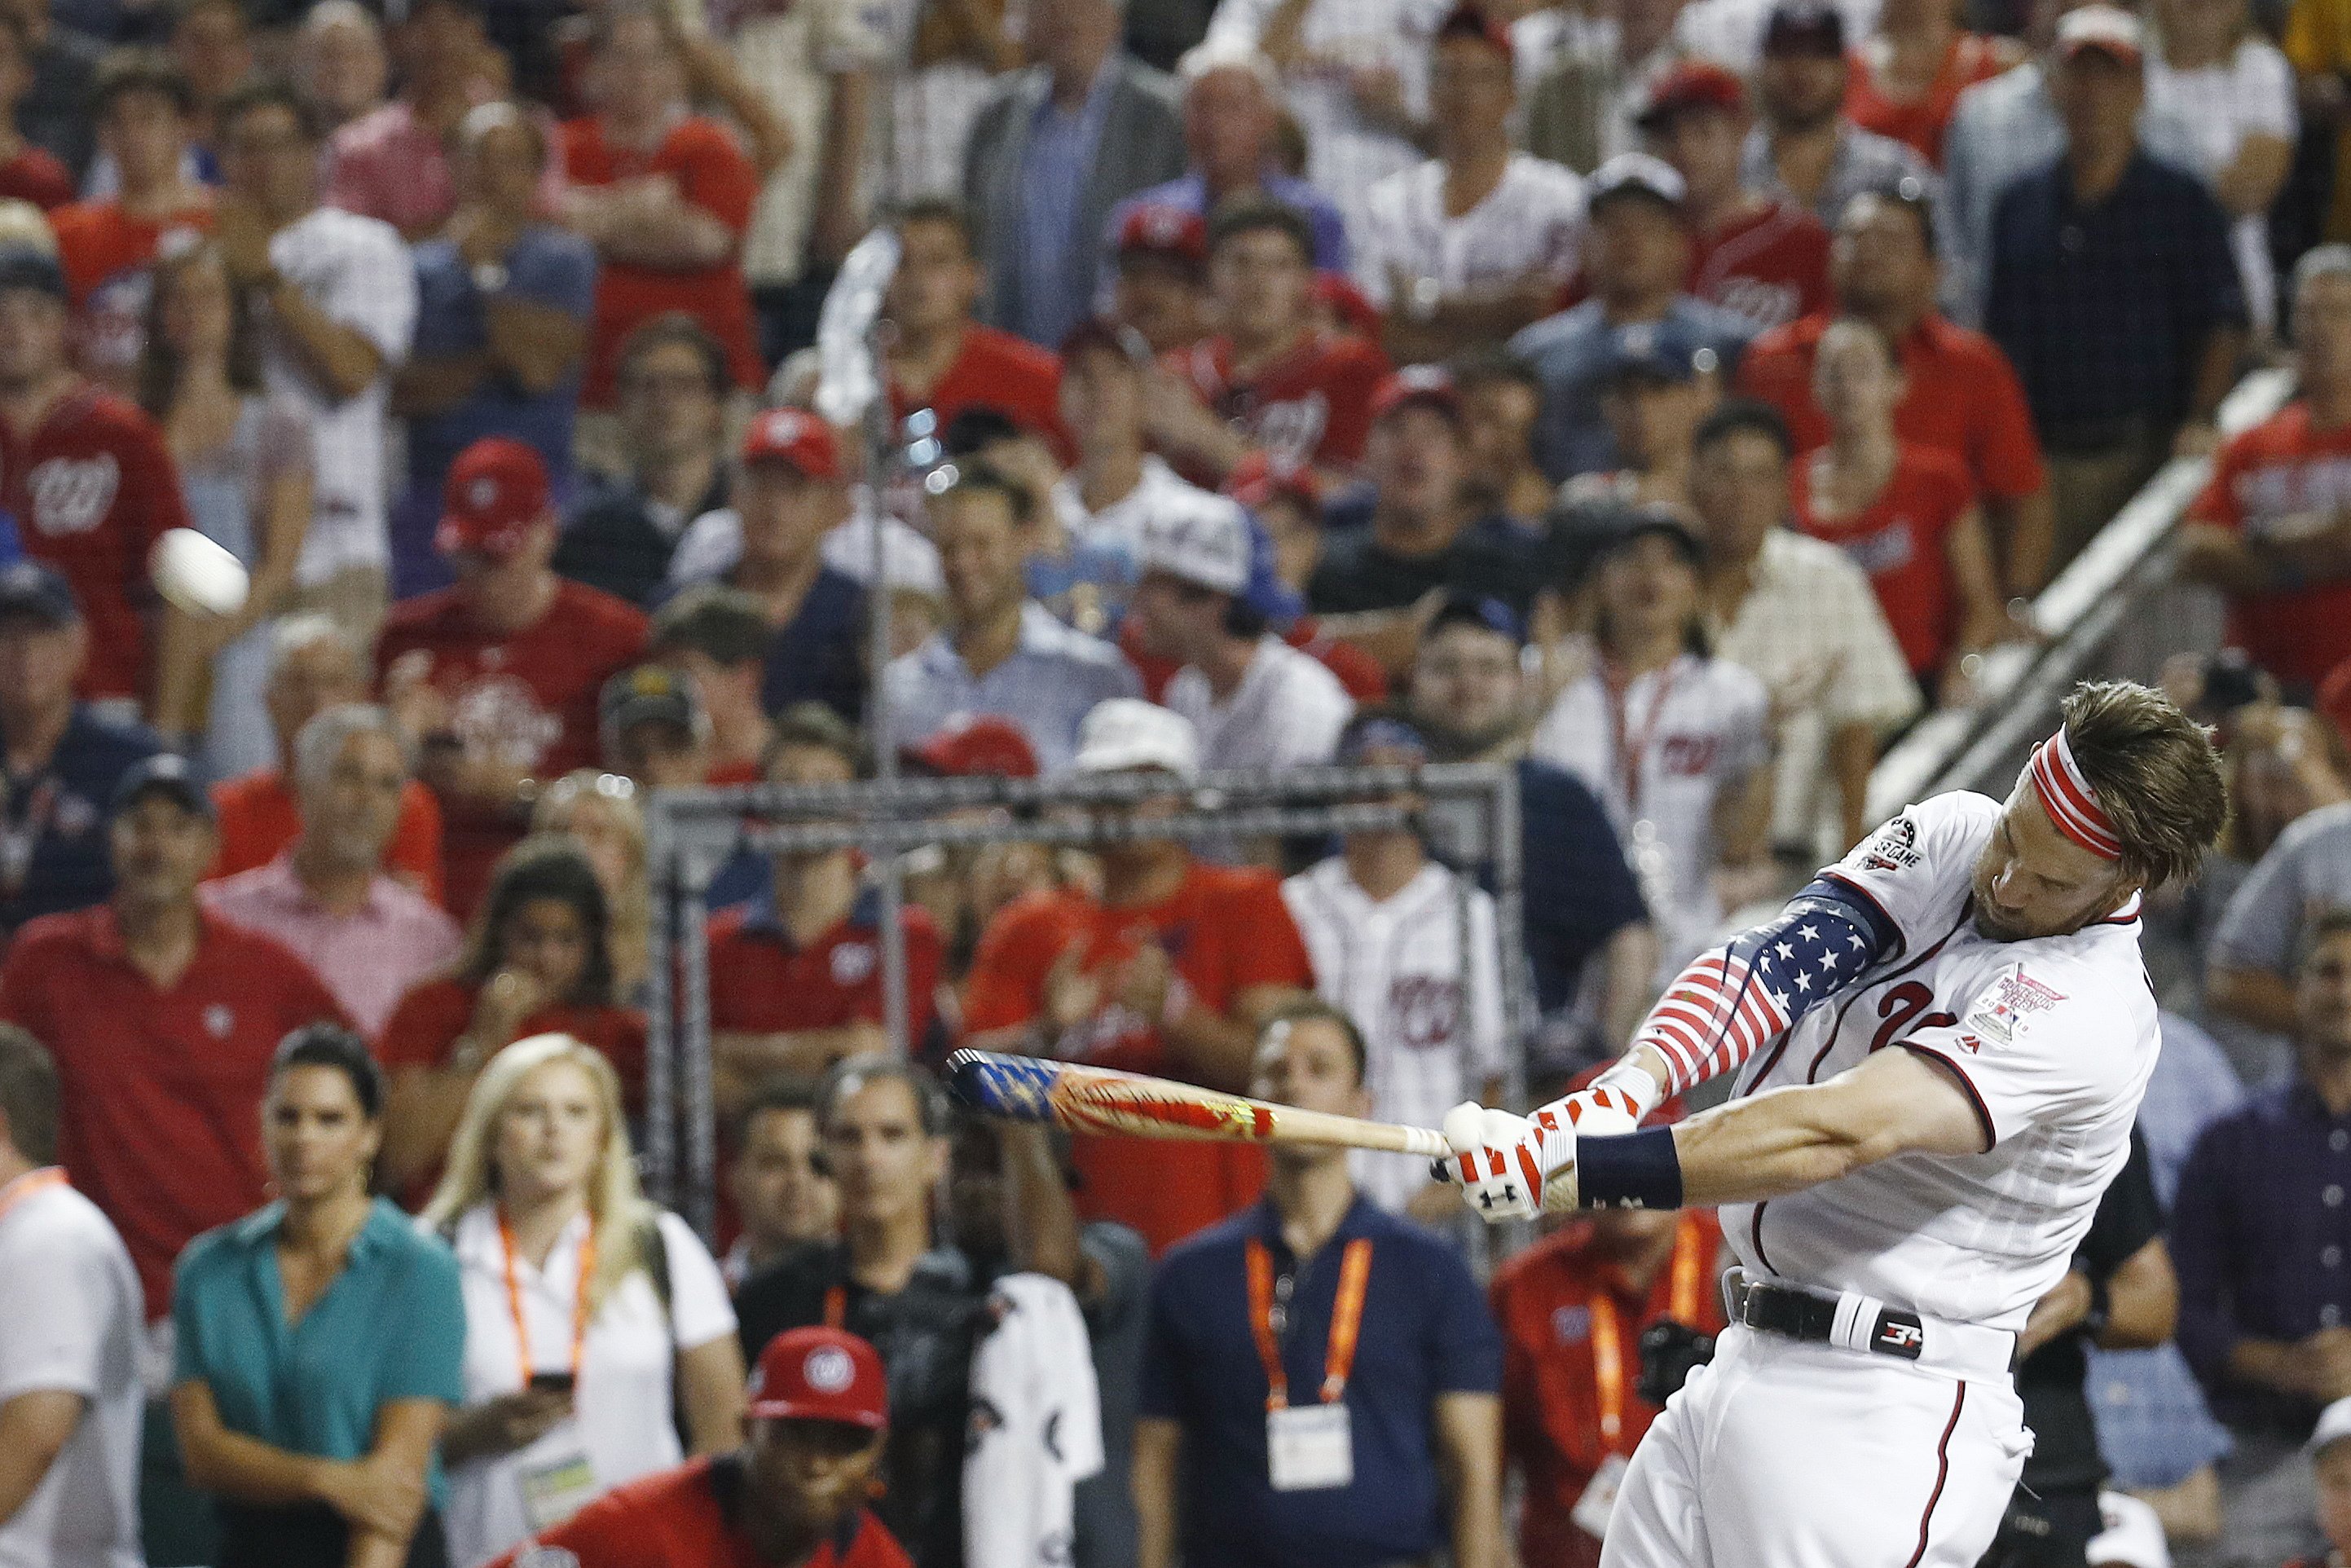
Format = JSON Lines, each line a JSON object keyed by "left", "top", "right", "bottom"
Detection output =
{"left": 1440, "top": 1103, "right": 1572, "bottom": 1221}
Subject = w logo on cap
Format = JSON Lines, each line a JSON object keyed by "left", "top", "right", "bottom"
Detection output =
{"left": 803, "top": 1346, "right": 856, "bottom": 1393}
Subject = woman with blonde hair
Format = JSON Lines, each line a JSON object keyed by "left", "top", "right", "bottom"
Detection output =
{"left": 531, "top": 769, "right": 650, "bottom": 998}
{"left": 425, "top": 1032, "right": 745, "bottom": 1567}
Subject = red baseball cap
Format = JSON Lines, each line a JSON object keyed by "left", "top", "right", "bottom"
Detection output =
{"left": 1434, "top": 2, "right": 1512, "bottom": 63}
{"left": 907, "top": 714, "right": 1041, "bottom": 779}
{"left": 1636, "top": 59, "right": 1747, "bottom": 128}
{"left": 1226, "top": 451, "right": 1325, "bottom": 513}
{"left": 740, "top": 407, "right": 843, "bottom": 481}
{"left": 1370, "top": 363, "right": 1462, "bottom": 425}
{"left": 1116, "top": 203, "right": 1209, "bottom": 271}
{"left": 1313, "top": 271, "right": 1381, "bottom": 340}
{"left": 748, "top": 1327, "right": 888, "bottom": 1429}
{"left": 437, "top": 438, "right": 551, "bottom": 559}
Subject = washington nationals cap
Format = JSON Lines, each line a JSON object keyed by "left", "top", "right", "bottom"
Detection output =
{"left": 437, "top": 438, "right": 551, "bottom": 558}
{"left": 748, "top": 1327, "right": 889, "bottom": 1429}
{"left": 1116, "top": 203, "right": 1209, "bottom": 271}
{"left": 0, "top": 561, "right": 80, "bottom": 627}
{"left": 740, "top": 407, "right": 843, "bottom": 481}
{"left": 1424, "top": 589, "right": 1525, "bottom": 645}
{"left": 112, "top": 752, "right": 215, "bottom": 822}
{"left": 906, "top": 714, "right": 1041, "bottom": 779}
{"left": 1636, "top": 59, "right": 1747, "bottom": 128}
{"left": 1370, "top": 364, "right": 1463, "bottom": 425}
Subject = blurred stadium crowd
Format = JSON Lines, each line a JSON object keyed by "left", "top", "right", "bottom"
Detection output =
{"left": 0, "top": 0, "right": 2348, "bottom": 1560}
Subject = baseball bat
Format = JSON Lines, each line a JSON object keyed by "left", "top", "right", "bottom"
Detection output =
{"left": 943, "top": 1048, "right": 1453, "bottom": 1159}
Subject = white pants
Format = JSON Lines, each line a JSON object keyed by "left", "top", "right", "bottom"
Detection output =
{"left": 1600, "top": 1325, "right": 2032, "bottom": 1568}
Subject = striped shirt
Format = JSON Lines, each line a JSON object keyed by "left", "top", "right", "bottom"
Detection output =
{"left": 878, "top": 601, "right": 1142, "bottom": 773}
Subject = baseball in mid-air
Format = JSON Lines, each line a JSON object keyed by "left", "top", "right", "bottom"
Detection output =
{"left": 149, "top": 529, "right": 249, "bottom": 619}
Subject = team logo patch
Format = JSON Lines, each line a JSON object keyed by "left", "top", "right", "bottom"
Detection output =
{"left": 830, "top": 941, "right": 876, "bottom": 985}
{"left": 1850, "top": 813, "right": 1922, "bottom": 874}
{"left": 1872, "top": 1309, "right": 1925, "bottom": 1360}
{"left": 203, "top": 1004, "right": 234, "bottom": 1038}
{"left": 29, "top": 455, "right": 121, "bottom": 537}
{"left": 469, "top": 476, "right": 499, "bottom": 509}
{"left": 1962, "top": 966, "right": 2065, "bottom": 1049}
{"left": 1551, "top": 1305, "right": 1592, "bottom": 1344}
{"left": 803, "top": 1345, "right": 856, "bottom": 1393}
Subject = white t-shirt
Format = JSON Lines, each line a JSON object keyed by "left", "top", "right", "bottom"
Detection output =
{"left": 2145, "top": 39, "right": 2297, "bottom": 333}
{"left": 1723, "top": 791, "right": 2160, "bottom": 1332}
{"left": 1530, "top": 649, "right": 1768, "bottom": 976}
{"left": 1282, "top": 857, "right": 1506, "bottom": 1211}
{"left": 1164, "top": 636, "right": 1354, "bottom": 771}
{"left": 1052, "top": 456, "right": 1222, "bottom": 570}
{"left": 261, "top": 205, "right": 417, "bottom": 584}
{"left": 667, "top": 499, "right": 945, "bottom": 597}
{"left": 0, "top": 1172, "right": 143, "bottom": 1568}
{"left": 1356, "top": 153, "right": 1587, "bottom": 310}
{"left": 441, "top": 1203, "right": 737, "bottom": 1568}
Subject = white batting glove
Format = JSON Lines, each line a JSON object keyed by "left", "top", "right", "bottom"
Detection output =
{"left": 1558, "top": 1083, "right": 1642, "bottom": 1139}
{"left": 1441, "top": 1102, "right": 1574, "bottom": 1221}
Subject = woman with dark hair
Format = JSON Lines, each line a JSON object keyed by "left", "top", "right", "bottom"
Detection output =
{"left": 1530, "top": 509, "right": 1772, "bottom": 984}
{"left": 378, "top": 838, "right": 647, "bottom": 1200}
{"left": 140, "top": 234, "right": 316, "bottom": 778}
{"left": 171, "top": 1025, "right": 465, "bottom": 1568}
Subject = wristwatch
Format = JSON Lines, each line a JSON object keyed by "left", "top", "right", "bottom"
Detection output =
{"left": 472, "top": 260, "right": 510, "bottom": 295}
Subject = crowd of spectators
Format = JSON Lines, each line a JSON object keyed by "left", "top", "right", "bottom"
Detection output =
{"left": 0, "top": 0, "right": 2347, "bottom": 1560}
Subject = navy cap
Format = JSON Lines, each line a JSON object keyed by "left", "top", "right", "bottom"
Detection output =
{"left": 0, "top": 560, "right": 81, "bottom": 627}
{"left": 111, "top": 753, "right": 214, "bottom": 821}
{"left": 1424, "top": 590, "right": 1525, "bottom": 645}
{"left": 1600, "top": 322, "right": 1721, "bottom": 387}
{"left": 0, "top": 244, "right": 68, "bottom": 301}
{"left": 1596, "top": 503, "right": 1706, "bottom": 566}
{"left": 1763, "top": 0, "right": 1847, "bottom": 55}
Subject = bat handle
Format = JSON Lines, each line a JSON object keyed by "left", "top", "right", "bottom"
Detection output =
{"left": 943, "top": 1048, "right": 1062, "bottom": 1124}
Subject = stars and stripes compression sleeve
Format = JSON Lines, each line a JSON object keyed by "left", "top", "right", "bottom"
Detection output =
{"left": 1631, "top": 878, "right": 1900, "bottom": 1095}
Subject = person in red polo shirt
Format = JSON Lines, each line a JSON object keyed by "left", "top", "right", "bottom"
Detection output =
{"left": 378, "top": 438, "right": 649, "bottom": 917}
{"left": 0, "top": 753, "right": 350, "bottom": 1323}
{"left": 561, "top": 7, "right": 762, "bottom": 409}
{"left": 1790, "top": 318, "right": 2003, "bottom": 695}
{"left": 0, "top": 243, "right": 196, "bottom": 716}
{"left": 1634, "top": 62, "right": 1829, "bottom": 335}
{"left": 1487, "top": 1081, "right": 1727, "bottom": 1568}
{"left": 962, "top": 699, "right": 1315, "bottom": 1252}
{"left": 1153, "top": 199, "right": 1392, "bottom": 487}
{"left": 707, "top": 711, "right": 943, "bottom": 1119}
{"left": 484, "top": 1325, "right": 909, "bottom": 1568}
{"left": 1736, "top": 187, "right": 2054, "bottom": 596}
{"left": 883, "top": 199, "right": 1067, "bottom": 456}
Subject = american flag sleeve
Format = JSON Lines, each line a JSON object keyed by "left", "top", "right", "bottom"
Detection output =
{"left": 1631, "top": 879, "right": 1900, "bottom": 1096}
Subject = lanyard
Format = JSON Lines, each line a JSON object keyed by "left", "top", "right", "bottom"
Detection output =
{"left": 1588, "top": 1214, "right": 1707, "bottom": 1452}
{"left": 1245, "top": 1236, "right": 1373, "bottom": 1411}
{"left": 498, "top": 1206, "right": 596, "bottom": 1389}
{"left": 823, "top": 1285, "right": 847, "bottom": 1329}
{"left": 1602, "top": 658, "right": 1680, "bottom": 820}
{"left": 0, "top": 776, "right": 59, "bottom": 898}
{"left": 0, "top": 1165, "right": 65, "bottom": 1227}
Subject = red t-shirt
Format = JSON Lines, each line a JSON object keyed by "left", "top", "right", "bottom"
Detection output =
{"left": 0, "top": 907, "right": 352, "bottom": 1316}
{"left": 1163, "top": 330, "right": 1393, "bottom": 477}
{"left": 1843, "top": 35, "right": 2014, "bottom": 167}
{"left": 0, "top": 383, "right": 192, "bottom": 703}
{"left": 205, "top": 766, "right": 447, "bottom": 905}
{"left": 1737, "top": 312, "right": 2047, "bottom": 503}
{"left": 1688, "top": 202, "right": 1831, "bottom": 333}
{"left": 374, "top": 579, "right": 648, "bottom": 917}
{"left": 51, "top": 201, "right": 214, "bottom": 382}
{"left": 707, "top": 896, "right": 944, "bottom": 1047}
{"left": 889, "top": 324, "right": 1068, "bottom": 460}
{"left": 1790, "top": 443, "right": 1977, "bottom": 676}
{"left": 563, "top": 115, "right": 763, "bottom": 407}
{"left": 485, "top": 1460, "right": 911, "bottom": 1568}
{"left": 961, "top": 863, "right": 1316, "bottom": 1253}
{"left": 2188, "top": 401, "right": 2351, "bottom": 689}
{"left": 0, "top": 146, "right": 74, "bottom": 209}
{"left": 1488, "top": 1213, "right": 1728, "bottom": 1568}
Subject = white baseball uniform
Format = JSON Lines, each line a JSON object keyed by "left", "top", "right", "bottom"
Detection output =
{"left": 1601, "top": 790, "right": 2159, "bottom": 1568}
{"left": 1282, "top": 857, "right": 1507, "bottom": 1211}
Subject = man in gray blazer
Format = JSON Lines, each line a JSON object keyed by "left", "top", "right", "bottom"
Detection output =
{"left": 963, "top": 0, "right": 1186, "bottom": 348}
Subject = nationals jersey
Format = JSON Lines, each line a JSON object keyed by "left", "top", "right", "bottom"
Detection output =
{"left": 1282, "top": 857, "right": 1505, "bottom": 1211}
{"left": 1163, "top": 331, "right": 1393, "bottom": 475}
{"left": 1722, "top": 791, "right": 2159, "bottom": 1332}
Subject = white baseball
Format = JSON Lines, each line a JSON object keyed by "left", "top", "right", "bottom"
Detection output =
{"left": 149, "top": 529, "right": 249, "bottom": 619}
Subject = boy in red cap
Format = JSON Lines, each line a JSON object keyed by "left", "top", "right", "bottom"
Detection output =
{"left": 484, "top": 1326, "right": 908, "bottom": 1567}
{"left": 376, "top": 436, "right": 648, "bottom": 916}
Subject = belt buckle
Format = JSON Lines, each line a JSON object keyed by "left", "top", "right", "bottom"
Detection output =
{"left": 1868, "top": 1306, "right": 1927, "bottom": 1362}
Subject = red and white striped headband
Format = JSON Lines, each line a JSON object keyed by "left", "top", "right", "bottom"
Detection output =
{"left": 2027, "top": 725, "right": 2122, "bottom": 861}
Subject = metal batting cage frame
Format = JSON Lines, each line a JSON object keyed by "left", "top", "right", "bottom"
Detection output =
{"left": 643, "top": 763, "right": 1529, "bottom": 1236}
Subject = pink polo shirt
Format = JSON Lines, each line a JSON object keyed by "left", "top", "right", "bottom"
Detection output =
{"left": 201, "top": 856, "right": 464, "bottom": 1037}
{"left": 324, "top": 99, "right": 569, "bottom": 236}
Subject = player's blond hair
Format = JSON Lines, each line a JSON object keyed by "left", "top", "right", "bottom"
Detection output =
{"left": 2059, "top": 680, "right": 2229, "bottom": 891}
{"left": 422, "top": 1032, "right": 656, "bottom": 1318}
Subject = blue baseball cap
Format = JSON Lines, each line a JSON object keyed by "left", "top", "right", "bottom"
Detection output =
{"left": 1600, "top": 321, "right": 1721, "bottom": 387}
{"left": 0, "top": 561, "right": 79, "bottom": 628}
{"left": 111, "top": 753, "right": 214, "bottom": 821}
{"left": 1424, "top": 590, "right": 1524, "bottom": 645}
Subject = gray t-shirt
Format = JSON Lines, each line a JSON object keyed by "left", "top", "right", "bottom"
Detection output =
{"left": 2210, "top": 801, "right": 2351, "bottom": 975}
{"left": 1072, "top": 1220, "right": 1150, "bottom": 1568}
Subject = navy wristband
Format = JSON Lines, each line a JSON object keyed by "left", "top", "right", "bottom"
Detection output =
{"left": 1577, "top": 1126, "right": 1685, "bottom": 1210}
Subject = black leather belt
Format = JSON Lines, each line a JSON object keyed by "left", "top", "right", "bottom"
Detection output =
{"left": 1735, "top": 1280, "right": 1929, "bottom": 1363}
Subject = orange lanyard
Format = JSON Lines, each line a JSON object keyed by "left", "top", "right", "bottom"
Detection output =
{"left": 1604, "top": 658, "right": 1680, "bottom": 819}
{"left": 0, "top": 1166, "right": 65, "bottom": 1227}
{"left": 1245, "top": 1236, "right": 1373, "bottom": 1411}
{"left": 1589, "top": 1215, "right": 1706, "bottom": 1453}
{"left": 498, "top": 1206, "right": 595, "bottom": 1388}
{"left": 823, "top": 1285, "right": 848, "bottom": 1329}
